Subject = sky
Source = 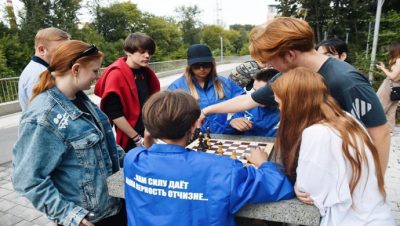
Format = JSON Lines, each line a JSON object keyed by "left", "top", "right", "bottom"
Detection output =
{"left": 128, "top": 0, "right": 279, "bottom": 27}
{"left": 1, "top": 0, "right": 279, "bottom": 27}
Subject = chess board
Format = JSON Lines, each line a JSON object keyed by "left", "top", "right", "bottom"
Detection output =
{"left": 186, "top": 138, "right": 274, "bottom": 164}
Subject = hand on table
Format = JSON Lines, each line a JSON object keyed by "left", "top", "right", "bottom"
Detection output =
{"left": 245, "top": 147, "right": 268, "bottom": 168}
{"left": 230, "top": 118, "right": 253, "bottom": 132}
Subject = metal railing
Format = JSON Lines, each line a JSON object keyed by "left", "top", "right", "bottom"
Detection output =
{"left": 0, "top": 77, "right": 19, "bottom": 103}
{"left": 0, "top": 55, "right": 250, "bottom": 104}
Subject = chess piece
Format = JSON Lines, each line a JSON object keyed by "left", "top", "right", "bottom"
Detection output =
{"left": 206, "top": 127, "right": 211, "bottom": 139}
{"left": 217, "top": 142, "right": 223, "bottom": 155}
{"left": 231, "top": 150, "right": 237, "bottom": 160}
{"left": 198, "top": 132, "right": 205, "bottom": 151}
{"left": 206, "top": 137, "right": 211, "bottom": 149}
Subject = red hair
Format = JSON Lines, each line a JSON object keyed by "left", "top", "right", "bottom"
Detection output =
{"left": 249, "top": 17, "right": 314, "bottom": 63}
{"left": 271, "top": 67, "right": 385, "bottom": 198}
{"left": 31, "top": 40, "right": 103, "bottom": 100}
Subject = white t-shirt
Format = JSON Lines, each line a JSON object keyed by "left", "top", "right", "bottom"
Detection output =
{"left": 296, "top": 123, "right": 395, "bottom": 226}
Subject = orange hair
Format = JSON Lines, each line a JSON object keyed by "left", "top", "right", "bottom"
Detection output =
{"left": 271, "top": 67, "right": 385, "bottom": 198}
{"left": 31, "top": 40, "right": 103, "bottom": 100}
{"left": 249, "top": 17, "right": 314, "bottom": 63}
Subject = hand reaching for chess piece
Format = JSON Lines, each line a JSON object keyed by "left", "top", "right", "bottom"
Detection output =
{"left": 245, "top": 147, "right": 268, "bottom": 168}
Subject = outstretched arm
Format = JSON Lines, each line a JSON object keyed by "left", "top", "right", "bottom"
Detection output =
{"left": 202, "top": 94, "right": 260, "bottom": 116}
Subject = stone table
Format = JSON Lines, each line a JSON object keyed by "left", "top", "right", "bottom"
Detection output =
{"left": 107, "top": 134, "right": 321, "bottom": 226}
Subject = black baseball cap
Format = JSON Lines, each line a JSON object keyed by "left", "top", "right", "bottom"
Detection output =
{"left": 187, "top": 44, "right": 213, "bottom": 66}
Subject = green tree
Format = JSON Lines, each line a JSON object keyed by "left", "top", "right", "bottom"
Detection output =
{"left": 51, "top": 0, "right": 80, "bottom": 34}
{"left": 229, "top": 24, "right": 253, "bottom": 55}
{"left": 142, "top": 14, "right": 184, "bottom": 61}
{"left": 223, "top": 29, "right": 242, "bottom": 55}
{"left": 200, "top": 25, "right": 224, "bottom": 51}
{"left": 277, "top": 0, "right": 299, "bottom": 16}
{"left": 0, "top": 48, "right": 14, "bottom": 78}
{"left": 175, "top": 5, "right": 202, "bottom": 45}
{"left": 19, "top": 0, "right": 52, "bottom": 46}
{"left": 229, "top": 24, "right": 254, "bottom": 32}
{"left": 94, "top": 2, "right": 143, "bottom": 42}
{"left": 0, "top": 35, "right": 31, "bottom": 75}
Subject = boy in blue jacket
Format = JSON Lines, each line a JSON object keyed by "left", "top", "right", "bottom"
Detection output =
{"left": 229, "top": 68, "right": 281, "bottom": 137}
{"left": 124, "top": 90, "right": 294, "bottom": 226}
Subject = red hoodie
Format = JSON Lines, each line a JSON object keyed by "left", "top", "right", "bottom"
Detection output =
{"left": 94, "top": 57, "right": 160, "bottom": 149}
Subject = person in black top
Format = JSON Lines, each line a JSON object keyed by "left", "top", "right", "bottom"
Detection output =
{"left": 94, "top": 33, "right": 161, "bottom": 152}
{"left": 201, "top": 17, "right": 390, "bottom": 175}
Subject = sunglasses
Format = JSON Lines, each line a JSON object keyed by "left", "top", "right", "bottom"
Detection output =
{"left": 70, "top": 44, "right": 99, "bottom": 68}
{"left": 192, "top": 62, "right": 212, "bottom": 70}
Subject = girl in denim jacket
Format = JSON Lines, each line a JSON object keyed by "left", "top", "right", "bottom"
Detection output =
{"left": 12, "top": 40, "right": 126, "bottom": 226}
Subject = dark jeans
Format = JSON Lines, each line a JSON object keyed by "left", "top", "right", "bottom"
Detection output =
{"left": 58, "top": 200, "right": 127, "bottom": 226}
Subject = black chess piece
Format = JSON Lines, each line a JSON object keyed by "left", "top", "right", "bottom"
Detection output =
{"left": 198, "top": 132, "right": 206, "bottom": 152}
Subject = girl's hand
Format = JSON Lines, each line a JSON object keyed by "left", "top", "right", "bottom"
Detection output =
{"left": 376, "top": 62, "right": 385, "bottom": 71}
{"left": 294, "top": 183, "right": 314, "bottom": 205}
{"left": 245, "top": 147, "right": 268, "bottom": 168}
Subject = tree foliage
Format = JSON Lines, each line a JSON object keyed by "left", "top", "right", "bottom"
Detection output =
{"left": 1, "top": 0, "right": 397, "bottom": 84}
{"left": 175, "top": 5, "right": 202, "bottom": 46}
{"left": 142, "top": 14, "right": 183, "bottom": 61}
{"left": 94, "top": 2, "right": 143, "bottom": 42}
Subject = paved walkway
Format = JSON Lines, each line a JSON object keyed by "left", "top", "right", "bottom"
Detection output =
{"left": 0, "top": 127, "right": 399, "bottom": 225}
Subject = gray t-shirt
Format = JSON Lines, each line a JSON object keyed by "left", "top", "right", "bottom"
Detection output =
{"left": 251, "top": 58, "right": 386, "bottom": 128}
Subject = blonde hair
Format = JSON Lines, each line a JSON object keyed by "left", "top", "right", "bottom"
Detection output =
{"left": 31, "top": 40, "right": 103, "bottom": 100}
{"left": 185, "top": 60, "right": 225, "bottom": 100}
{"left": 249, "top": 17, "right": 314, "bottom": 63}
{"left": 271, "top": 67, "right": 385, "bottom": 198}
{"left": 34, "top": 27, "right": 70, "bottom": 48}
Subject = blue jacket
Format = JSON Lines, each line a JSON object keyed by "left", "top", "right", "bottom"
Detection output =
{"left": 168, "top": 75, "right": 245, "bottom": 134}
{"left": 124, "top": 144, "right": 294, "bottom": 226}
{"left": 12, "top": 87, "right": 124, "bottom": 226}
{"left": 230, "top": 107, "right": 280, "bottom": 137}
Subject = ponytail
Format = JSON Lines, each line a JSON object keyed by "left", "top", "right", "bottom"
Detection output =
{"left": 30, "top": 70, "right": 56, "bottom": 101}
{"left": 29, "top": 40, "right": 104, "bottom": 102}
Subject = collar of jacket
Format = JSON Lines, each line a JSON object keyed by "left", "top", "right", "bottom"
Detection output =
{"left": 148, "top": 143, "right": 189, "bottom": 153}
{"left": 47, "top": 87, "right": 87, "bottom": 120}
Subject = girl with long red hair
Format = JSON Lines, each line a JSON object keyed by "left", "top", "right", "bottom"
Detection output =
{"left": 271, "top": 67, "right": 394, "bottom": 226}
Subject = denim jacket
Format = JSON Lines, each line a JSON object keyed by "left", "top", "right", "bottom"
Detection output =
{"left": 12, "top": 87, "right": 124, "bottom": 226}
